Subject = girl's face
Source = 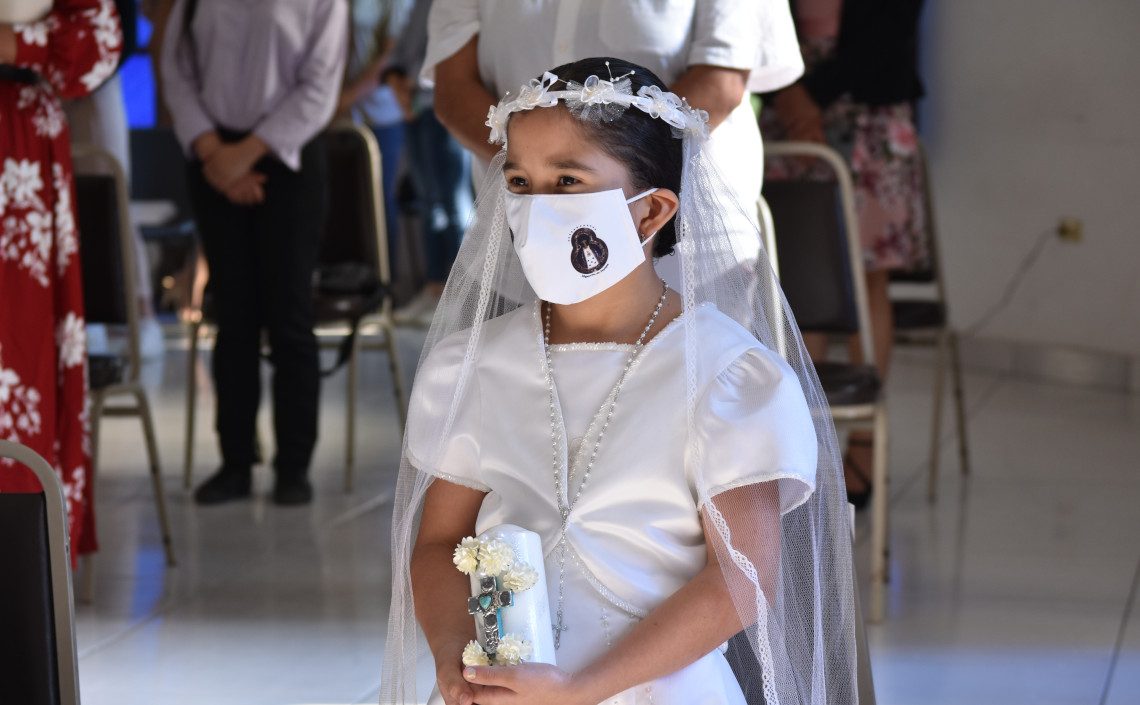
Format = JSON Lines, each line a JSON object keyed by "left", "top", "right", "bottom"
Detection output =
{"left": 503, "top": 107, "right": 635, "bottom": 198}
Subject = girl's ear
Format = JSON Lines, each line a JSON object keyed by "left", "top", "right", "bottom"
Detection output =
{"left": 635, "top": 188, "right": 679, "bottom": 240}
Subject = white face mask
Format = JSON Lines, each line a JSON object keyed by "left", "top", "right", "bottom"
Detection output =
{"left": 504, "top": 187, "right": 658, "bottom": 305}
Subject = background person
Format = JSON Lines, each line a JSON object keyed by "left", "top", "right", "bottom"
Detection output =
{"left": 422, "top": 0, "right": 805, "bottom": 273}
{"left": 161, "top": 0, "right": 349, "bottom": 505}
{"left": 761, "top": 0, "right": 928, "bottom": 506}
{"left": 0, "top": 0, "right": 122, "bottom": 561}
{"left": 383, "top": 0, "right": 472, "bottom": 324}
{"left": 338, "top": 0, "right": 411, "bottom": 272}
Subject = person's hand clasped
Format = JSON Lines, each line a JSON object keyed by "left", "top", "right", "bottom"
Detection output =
{"left": 223, "top": 171, "right": 267, "bottom": 206}
{"left": 202, "top": 136, "right": 269, "bottom": 194}
{"left": 458, "top": 663, "right": 590, "bottom": 705}
{"left": 774, "top": 83, "right": 826, "bottom": 144}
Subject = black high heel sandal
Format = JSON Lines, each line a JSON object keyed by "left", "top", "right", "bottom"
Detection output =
{"left": 844, "top": 438, "right": 874, "bottom": 510}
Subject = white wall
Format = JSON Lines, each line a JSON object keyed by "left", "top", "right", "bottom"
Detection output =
{"left": 920, "top": 0, "right": 1140, "bottom": 357}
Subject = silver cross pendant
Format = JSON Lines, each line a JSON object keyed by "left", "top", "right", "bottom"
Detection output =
{"left": 467, "top": 575, "right": 514, "bottom": 653}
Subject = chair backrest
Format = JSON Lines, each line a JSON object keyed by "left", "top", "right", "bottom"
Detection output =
{"left": 317, "top": 122, "right": 393, "bottom": 288}
{"left": 0, "top": 440, "right": 79, "bottom": 705}
{"left": 762, "top": 141, "right": 875, "bottom": 364}
{"left": 72, "top": 145, "right": 141, "bottom": 373}
{"left": 74, "top": 173, "right": 127, "bottom": 324}
{"left": 128, "top": 127, "right": 195, "bottom": 220}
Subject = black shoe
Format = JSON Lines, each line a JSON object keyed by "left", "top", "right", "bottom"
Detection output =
{"left": 273, "top": 475, "right": 313, "bottom": 505}
{"left": 194, "top": 468, "right": 252, "bottom": 505}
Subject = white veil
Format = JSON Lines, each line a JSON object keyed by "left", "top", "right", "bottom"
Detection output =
{"left": 380, "top": 61, "right": 857, "bottom": 705}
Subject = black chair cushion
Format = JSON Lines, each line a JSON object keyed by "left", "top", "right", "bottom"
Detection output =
{"left": 892, "top": 300, "right": 946, "bottom": 330}
{"left": 313, "top": 291, "right": 380, "bottom": 324}
{"left": 0, "top": 493, "right": 62, "bottom": 705}
{"left": 763, "top": 179, "right": 859, "bottom": 335}
{"left": 89, "top": 354, "right": 126, "bottom": 390}
{"left": 814, "top": 361, "right": 882, "bottom": 407}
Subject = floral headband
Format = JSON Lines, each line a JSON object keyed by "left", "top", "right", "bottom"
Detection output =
{"left": 485, "top": 68, "right": 710, "bottom": 145}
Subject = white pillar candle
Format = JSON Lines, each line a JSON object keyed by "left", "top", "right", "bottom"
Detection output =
{"left": 469, "top": 523, "right": 557, "bottom": 666}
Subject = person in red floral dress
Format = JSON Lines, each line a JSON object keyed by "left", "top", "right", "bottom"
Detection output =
{"left": 0, "top": 0, "right": 121, "bottom": 561}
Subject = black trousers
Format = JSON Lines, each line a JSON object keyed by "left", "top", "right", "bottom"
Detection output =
{"left": 186, "top": 133, "right": 326, "bottom": 478}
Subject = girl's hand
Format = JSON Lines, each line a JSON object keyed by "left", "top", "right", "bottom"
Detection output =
{"left": 461, "top": 663, "right": 593, "bottom": 705}
{"left": 435, "top": 643, "right": 482, "bottom": 705}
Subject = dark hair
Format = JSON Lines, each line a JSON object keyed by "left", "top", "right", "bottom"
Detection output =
{"left": 531, "top": 57, "right": 684, "bottom": 257}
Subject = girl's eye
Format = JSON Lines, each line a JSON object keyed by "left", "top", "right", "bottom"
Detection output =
{"left": 558, "top": 176, "right": 579, "bottom": 187}
{"left": 508, "top": 176, "right": 528, "bottom": 187}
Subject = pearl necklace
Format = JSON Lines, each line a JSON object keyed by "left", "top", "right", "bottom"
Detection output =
{"left": 542, "top": 280, "right": 669, "bottom": 648}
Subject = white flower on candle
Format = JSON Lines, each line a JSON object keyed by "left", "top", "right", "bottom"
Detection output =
{"left": 493, "top": 634, "right": 533, "bottom": 666}
{"left": 452, "top": 537, "right": 482, "bottom": 575}
{"left": 462, "top": 640, "right": 491, "bottom": 667}
{"left": 501, "top": 562, "right": 538, "bottom": 592}
{"left": 478, "top": 538, "right": 515, "bottom": 576}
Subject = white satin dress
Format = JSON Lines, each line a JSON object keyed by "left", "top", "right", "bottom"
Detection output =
{"left": 407, "top": 302, "right": 817, "bottom": 705}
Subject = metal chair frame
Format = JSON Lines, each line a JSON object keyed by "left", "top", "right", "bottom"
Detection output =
{"left": 183, "top": 122, "right": 407, "bottom": 492}
{"left": 72, "top": 145, "right": 177, "bottom": 603}
{"left": 0, "top": 439, "right": 81, "bottom": 705}
{"left": 889, "top": 140, "right": 970, "bottom": 501}
{"left": 762, "top": 141, "right": 891, "bottom": 622}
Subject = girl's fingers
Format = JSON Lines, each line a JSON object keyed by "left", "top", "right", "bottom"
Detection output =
{"left": 464, "top": 665, "right": 519, "bottom": 689}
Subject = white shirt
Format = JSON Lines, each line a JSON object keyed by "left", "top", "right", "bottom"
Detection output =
{"left": 162, "top": 0, "right": 349, "bottom": 170}
{"left": 421, "top": 0, "right": 804, "bottom": 263}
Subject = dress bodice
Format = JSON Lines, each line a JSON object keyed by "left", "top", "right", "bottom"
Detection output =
{"left": 407, "top": 302, "right": 817, "bottom": 618}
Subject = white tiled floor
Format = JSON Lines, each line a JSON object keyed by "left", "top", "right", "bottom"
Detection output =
{"left": 73, "top": 331, "right": 1140, "bottom": 705}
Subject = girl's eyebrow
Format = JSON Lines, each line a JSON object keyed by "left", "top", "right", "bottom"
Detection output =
{"left": 502, "top": 158, "right": 597, "bottom": 172}
{"left": 549, "top": 159, "right": 597, "bottom": 172}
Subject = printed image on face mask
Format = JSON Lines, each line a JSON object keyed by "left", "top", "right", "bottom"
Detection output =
{"left": 569, "top": 227, "right": 610, "bottom": 275}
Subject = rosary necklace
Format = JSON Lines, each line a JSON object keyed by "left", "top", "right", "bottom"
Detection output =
{"left": 541, "top": 279, "right": 668, "bottom": 648}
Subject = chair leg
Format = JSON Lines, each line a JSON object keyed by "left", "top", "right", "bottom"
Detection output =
{"left": 386, "top": 321, "right": 408, "bottom": 428}
{"left": 869, "top": 404, "right": 890, "bottom": 624}
{"left": 345, "top": 332, "right": 361, "bottom": 493}
{"left": 82, "top": 392, "right": 106, "bottom": 604}
{"left": 949, "top": 330, "right": 970, "bottom": 476}
{"left": 928, "top": 328, "right": 948, "bottom": 502}
{"left": 135, "top": 388, "right": 176, "bottom": 567}
{"left": 184, "top": 321, "right": 200, "bottom": 489}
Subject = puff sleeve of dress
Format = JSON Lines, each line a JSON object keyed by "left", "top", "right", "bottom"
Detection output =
{"left": 404, "top": 330, "right": 489, "bottom": 493}
{"left": 692, "top": 345, "right": 818, "bottom": 515}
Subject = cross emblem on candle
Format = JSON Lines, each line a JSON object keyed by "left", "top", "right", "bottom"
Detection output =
{"left": 467, "top": 575, "right": 514, "bottom": 652}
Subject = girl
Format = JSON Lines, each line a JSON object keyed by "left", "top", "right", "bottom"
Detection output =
{"left": 161, "top": 0, "right": 347, "bottom": 505}
{"left": 384, "top": 57, "right": 856, "bottom": 705}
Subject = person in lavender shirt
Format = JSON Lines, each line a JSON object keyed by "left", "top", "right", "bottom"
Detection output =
{"left": 161, "top": 0, "right": 349, "bottom": 506}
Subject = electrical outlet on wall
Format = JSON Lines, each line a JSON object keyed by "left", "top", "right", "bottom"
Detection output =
{"left": 1057, "top": 217, "right": 1083, "bottom": 242}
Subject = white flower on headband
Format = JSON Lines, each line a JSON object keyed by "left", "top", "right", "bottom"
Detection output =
{"left": 486, "top": 103, "right": 511, "bottom": 145}
{"left": 576, "top": 75, "right": 616, "bottom": 105}
{"left": 518, "top": 72, "right": 561, "bottom": 110}
{"left": 637, "top": 85, "right": 681, "bottom": 120}
{"left": 485, "top": 69, "right": 709, "bottom": 145}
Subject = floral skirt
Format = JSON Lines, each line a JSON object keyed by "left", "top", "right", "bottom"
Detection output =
{"left": 760, "top": 38, "right": 929, "bottom": 273}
